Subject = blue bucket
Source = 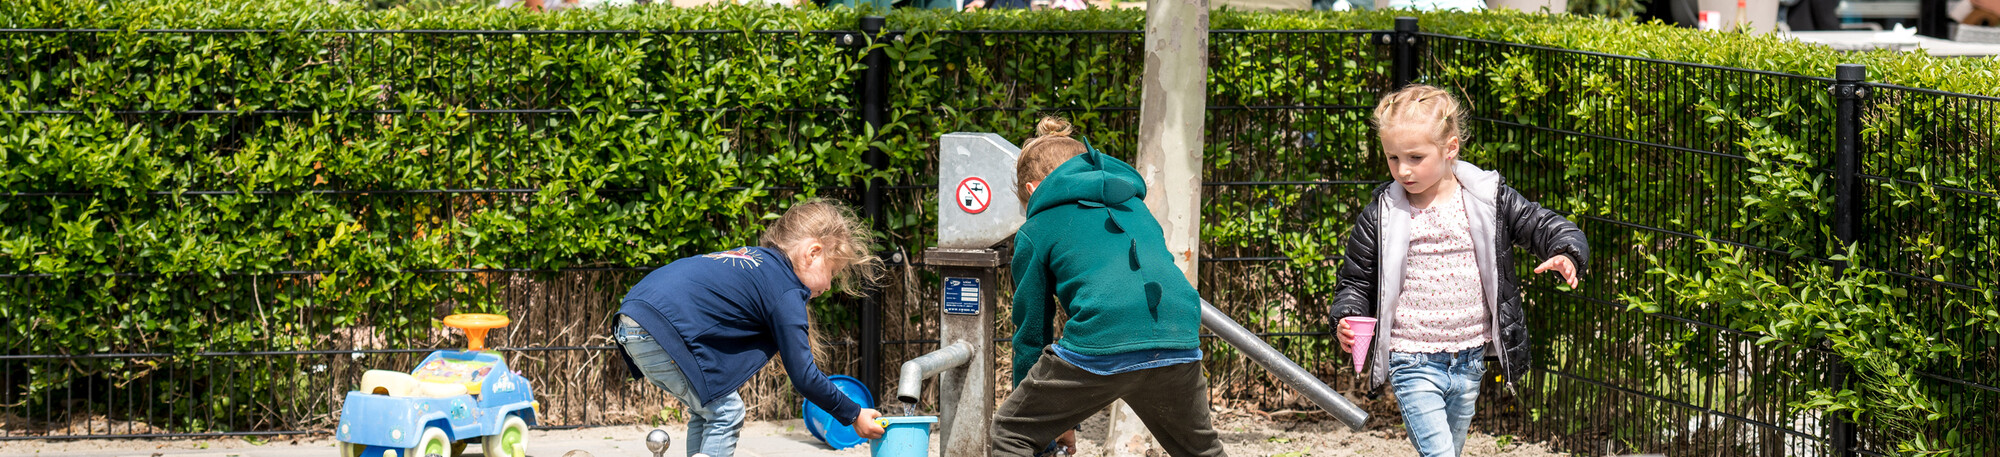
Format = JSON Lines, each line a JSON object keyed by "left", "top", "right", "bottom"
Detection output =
{"left": 802, "top": 375, "right": 875, "bottom": 450}
{"left": 869, "top": 416, "right": 939, "bottom": 457}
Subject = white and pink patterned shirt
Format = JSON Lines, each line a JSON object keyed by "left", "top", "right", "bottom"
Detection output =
{"left": 1390, "top": 192, "right": 1490, "bottom": 354}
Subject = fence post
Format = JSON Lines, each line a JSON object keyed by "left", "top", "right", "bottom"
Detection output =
{"left": 1391, "top": 17, "right": 1420, "bottom": 90}
{"left": 1917, "top": 0, "right": 1950, "bottom": 38}
{"left": 858, "top": 15, "right": 890, "bottom": 401}
{"left": 1828, "top": 62, "right": 1867, "bottom": 457}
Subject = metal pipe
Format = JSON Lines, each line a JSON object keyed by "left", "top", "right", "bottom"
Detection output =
{"left": 896, "top": 342, "right": 974, "bottom": 404}
{"left": 1199, "top": 300, "right": 1370, "bottom": 431}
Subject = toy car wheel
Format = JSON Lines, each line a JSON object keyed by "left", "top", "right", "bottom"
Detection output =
{"left": 337, "top": 441, "right": 365, "bottom": 457}
{"left": 408, "top": 426, "right": 451, "bottom": 457}
{"left": 482, "top": 415, "right": 529, "bottom": 457}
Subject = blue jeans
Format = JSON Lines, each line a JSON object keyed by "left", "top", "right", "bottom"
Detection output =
{"left": 617, "top": 318, "right": 746, "bottom": 457}
{"left": 1388, "top": 346, "right": 1486, "bottom": 457}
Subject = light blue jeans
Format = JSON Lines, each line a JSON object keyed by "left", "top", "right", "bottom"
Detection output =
{"left": 1388, "top": 346, "right": 1486, "bottom": 457}
{"left": 617, "top": 318, "right": 746, "bottom": 457}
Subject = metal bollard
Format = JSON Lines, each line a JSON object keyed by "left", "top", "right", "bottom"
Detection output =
{"left": 646, "top": 429, "right": 672, "bottom": 457}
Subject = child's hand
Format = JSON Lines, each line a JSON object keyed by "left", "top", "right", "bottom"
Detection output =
{"left": 854, "top": 408, "right": 886, "bottom": 439}
{"left": 1534, "top": 255, "right": 1580, "bottom": 288}
{"left": 1336, "top": 319, "right": 1355, "bottom": 353}
{"left": 1056, "top": 429, "right": 1077, "bottom": 455}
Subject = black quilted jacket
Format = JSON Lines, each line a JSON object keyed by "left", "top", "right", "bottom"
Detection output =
{"left": 1329, "top": 166, "right": 1589, "bottom": 389}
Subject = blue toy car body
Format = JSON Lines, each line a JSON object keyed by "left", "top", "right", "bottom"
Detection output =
{"left": 335, "top": 349, "right": 538, "bottom": 457}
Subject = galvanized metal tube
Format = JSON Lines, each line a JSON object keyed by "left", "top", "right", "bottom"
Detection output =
{"left": 1200, "top": 300, "right": 1370, "bottom": 431}
{"left": 896, "top": 342, "right": 974, "bottom": 405}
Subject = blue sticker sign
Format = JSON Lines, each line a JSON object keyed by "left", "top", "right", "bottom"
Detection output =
{"left": 943, "top": 277, "right": 981, "bottom": 315}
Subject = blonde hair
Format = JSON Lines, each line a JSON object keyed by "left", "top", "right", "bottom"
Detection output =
{"left": 1014, "top": 116, "right": 1089, "bottom": 205}
{"left": 760, "top": 199, "right": 886, "bottom": 296}
{"left": 1372, "top": 84, "right": 1470, "bottom": 148}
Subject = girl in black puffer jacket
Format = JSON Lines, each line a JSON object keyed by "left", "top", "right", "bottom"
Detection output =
{"left": 1330, "top": 85, "right": 1589, "bottom": 457}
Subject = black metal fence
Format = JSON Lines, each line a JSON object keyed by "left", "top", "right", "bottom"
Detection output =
{"left": 1422, "top": 31, "right": 1850, "bottom": 455}
{"left": 1411, "top": 19, "right": 1999, "bottom": 455}
{"left": 1844, "top": 80, "right": 2000, "bottom": 456}
{"left": 4, "top": 16, "right": 1996, "bottom": 457}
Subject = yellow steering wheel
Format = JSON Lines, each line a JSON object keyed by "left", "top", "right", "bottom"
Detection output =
{"left": 443, "top": 313, "right": 511, "bottom": 351}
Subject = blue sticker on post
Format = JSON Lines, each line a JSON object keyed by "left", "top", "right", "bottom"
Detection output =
{"left": 943, "top": 277, "right": 980, "bottom": 315}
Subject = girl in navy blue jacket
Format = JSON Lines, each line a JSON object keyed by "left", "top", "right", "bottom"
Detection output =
{"left": 616, "top": 199, "right": 887, "bottom": 457}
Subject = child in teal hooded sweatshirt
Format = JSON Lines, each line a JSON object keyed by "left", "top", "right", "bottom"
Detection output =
{"left": 991, "top": 118, "right": 1226, "bottom": 457}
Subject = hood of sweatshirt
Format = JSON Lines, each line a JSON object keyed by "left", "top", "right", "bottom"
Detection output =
{"left": 1025, "top": 151, "right": 1147, "bottom": 218}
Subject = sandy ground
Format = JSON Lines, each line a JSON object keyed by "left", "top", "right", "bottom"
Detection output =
{"left": 2, "top": 408, "right": 1558, "bottom": 457}
{"left": 1065, "top": 406, "right": 1561, "bottom": 457}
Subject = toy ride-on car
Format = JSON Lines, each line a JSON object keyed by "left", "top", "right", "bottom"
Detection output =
{"left": 336, "top": 314, "right": 538, "bottom": 457}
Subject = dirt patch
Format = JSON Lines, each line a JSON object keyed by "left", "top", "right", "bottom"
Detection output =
{"left": 1049, "top": 405, "right": 1561, "bottom": 457}
{"left": 0, "top": 412, "right": 168, "bottom": 439}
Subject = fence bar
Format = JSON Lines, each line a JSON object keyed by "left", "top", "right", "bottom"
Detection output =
{"left": 1391, "top": 17, "right": 1419, "bottom": 90}
{"left": 1829, "top": 62, "right": 1867, "bottom": 457}
{"left": 857, "top": 15, "right": 890, "bottom": 402}
{"left": 1918, "top": 0, "right": 1950, "bottom": 38}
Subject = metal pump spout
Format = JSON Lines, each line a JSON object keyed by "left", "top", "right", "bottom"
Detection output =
{"left": 896, "top": 342, "right": 974, "bottom": 404}
{"left": 1199, "top": 299, "right": 1371, "bottom": 431}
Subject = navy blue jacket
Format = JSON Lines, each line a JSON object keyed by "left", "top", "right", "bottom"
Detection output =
{"left": 617, "top": 246, "right": 861, "bottom": 425}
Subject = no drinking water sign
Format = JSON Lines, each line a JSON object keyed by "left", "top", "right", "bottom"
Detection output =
{"left": 955, "top": 177, "right": 991, "bottom": 214}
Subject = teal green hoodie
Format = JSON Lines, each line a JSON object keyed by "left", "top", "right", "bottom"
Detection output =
{"left": 1008, "top": 151, "right": 1203, "bottom": 386}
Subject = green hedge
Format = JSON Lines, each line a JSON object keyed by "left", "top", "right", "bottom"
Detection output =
{"left": 4, "top": 1, "right": 1997, "bottom": 453}
{"left": 2, "top": 1, "right": 881, "bottom": 432}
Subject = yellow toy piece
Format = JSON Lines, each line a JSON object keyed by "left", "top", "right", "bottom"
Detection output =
{"left": 361, "top": 369, "right": 473, "bottom": 399}
{"left": 360, "top": 370, "right": 417, "bottom": 397}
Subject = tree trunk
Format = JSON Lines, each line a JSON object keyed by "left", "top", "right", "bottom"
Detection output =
{"left": 1106, "top": 0, "right": 1209, "bottom": 455}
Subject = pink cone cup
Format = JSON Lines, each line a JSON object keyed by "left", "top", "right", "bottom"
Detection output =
{"left": 1341, "top": 316, "right": 1377, "bottom": 373}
